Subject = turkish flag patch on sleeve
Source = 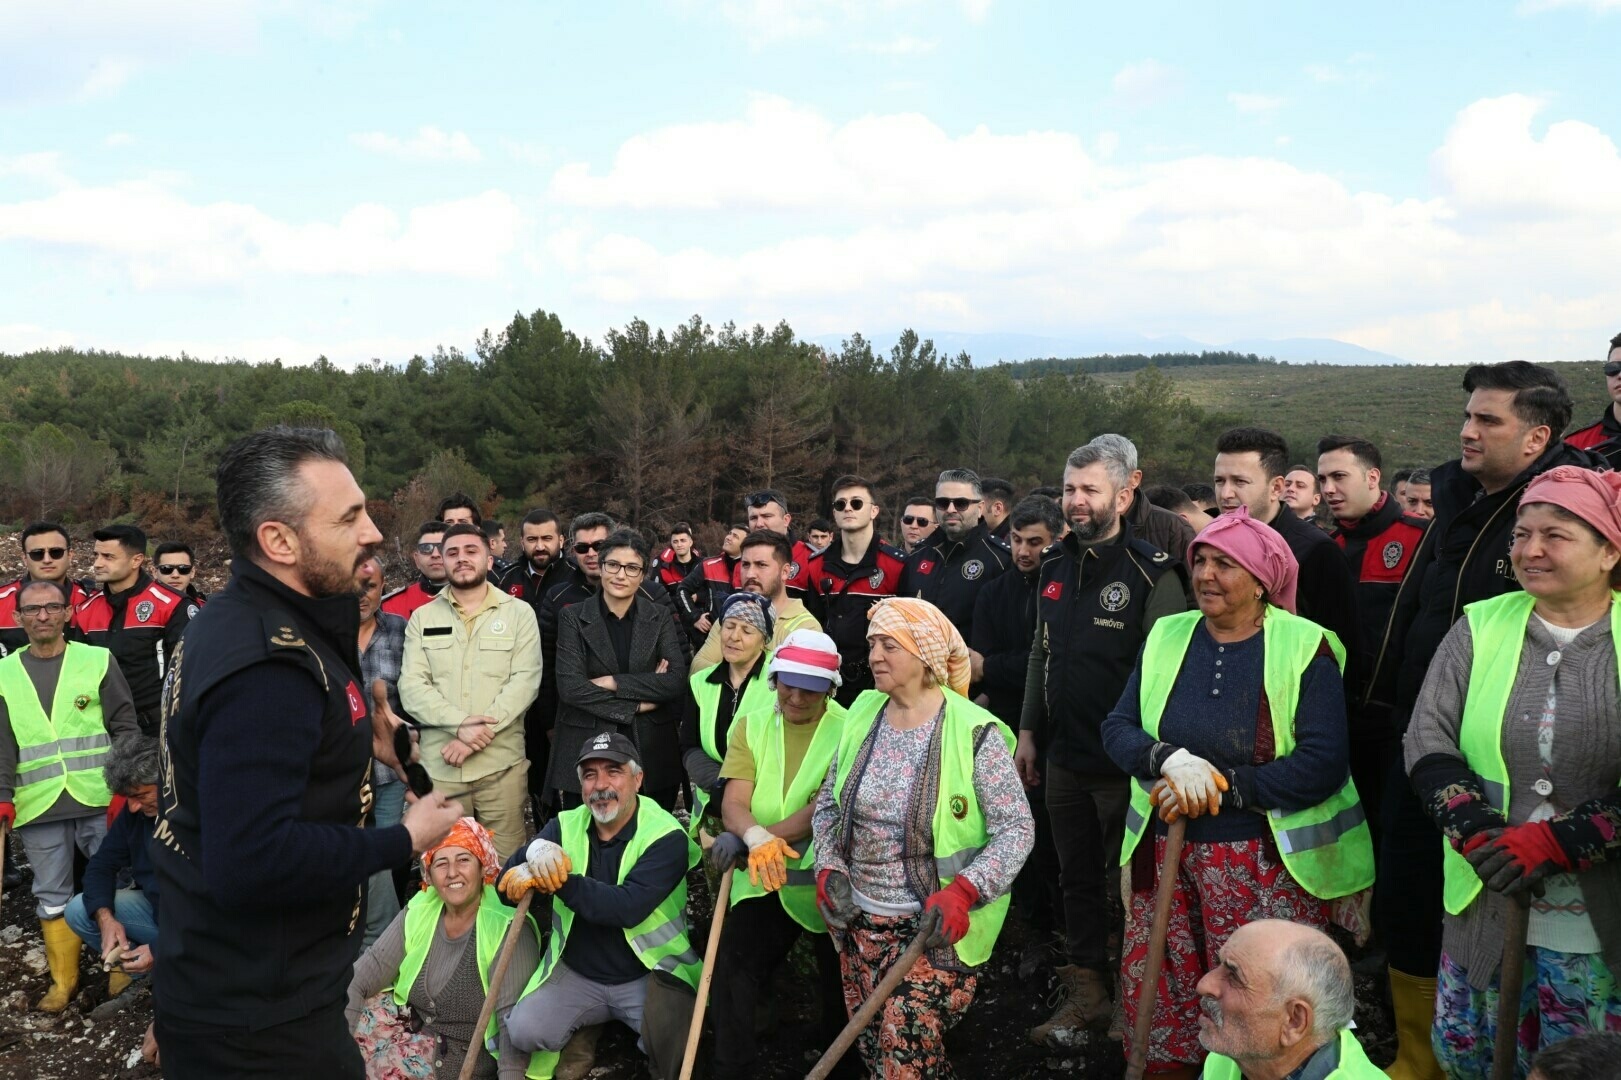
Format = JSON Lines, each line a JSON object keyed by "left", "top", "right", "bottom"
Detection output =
{"left": 917, "top": 560, "right": 936, "bottom": 575}
{"left": 345, "top": 680, "right": 367, "bottom": 725}
{"left": 1041, "top": 580, "right": 1064, "bottom": 601}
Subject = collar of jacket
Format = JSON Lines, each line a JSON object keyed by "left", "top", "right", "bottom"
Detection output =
{"left": 1059, "top": 519, "right": 1134, "bottom": 561}
{"left": 416, "top": 575, "right": 445, "bottom": 595}
{"left": 103, "top": 571, "right": 155, "bottom": 608}
{"left": 230, "top": 559, "right": 363, "bottom": 676}
{"left": 1337, "top": 491, "right": 1403, "bottom": 539}
{"left": 925, "top": 520, "right": 989, "bottom": 559}
{"left": 1433, "top": 439, "right": 1608, "bottom": 520}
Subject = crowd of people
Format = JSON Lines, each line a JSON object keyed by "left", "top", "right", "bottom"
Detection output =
{"left": 5, "top": 345, "right": 1621, "bottom": 1079}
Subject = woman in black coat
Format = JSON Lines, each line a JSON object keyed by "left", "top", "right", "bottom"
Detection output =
{"left": 546, "top": 528, "right": 690, "bottom": 809}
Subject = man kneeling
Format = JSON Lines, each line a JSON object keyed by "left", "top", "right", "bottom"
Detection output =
{"left": 499, "top": 732, "right": 698, "bottom": 1080}
{"left": 1196, "top": 920, "right": 1381, "bottom": 1078}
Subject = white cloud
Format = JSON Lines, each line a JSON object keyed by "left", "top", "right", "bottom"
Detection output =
{"left": 1229, "top": 92, "right": 1283, "bottom": 114}
{"left": 709, "top": 0, "right": 988, "bottom": 46}
{"left": 538, "top": 94, "right": 1621, "bottom": 363}
{"left": 1110, "top": 60, "right": 1181, "bottom": 108}
{"left": 549, "top": 95, "right": 1098, "bottom": 211}
{"left": 1518, "top": 0, "right": 1621, "bottom": 11}
{"left": 0, "top": 323, "right": 77, "bottom": 354}
{"left": 853, "top": 35, "right": 937, "bottom": 54}
{"left": 0, "top": 152, "right": 73, "bottom": 188}
{"left": 351, "top": 126, "right": 483, "bottom": 164}
{"left": 105, "top": 132, "right": 136, "bottom": 148}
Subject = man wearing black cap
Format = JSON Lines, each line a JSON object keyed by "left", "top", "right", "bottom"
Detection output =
{"left": 499, "top": 732, "right": 699, "bottom": 1080}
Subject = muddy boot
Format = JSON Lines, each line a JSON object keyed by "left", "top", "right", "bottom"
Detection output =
{"left": 1029, "top": 964, "right": 1112, "bottom": 1045}
{"left": 555, "top": 1022, "right": 603, "bottom": 1080}
{"left": 89, "top": 974, "right": 147, "bottom": 1021}
{"left": 1384, "top": 968, "right": 1444, "bottom": 1079}
{"left": 38, "top": 917, "right": 82, "bottom": 1013}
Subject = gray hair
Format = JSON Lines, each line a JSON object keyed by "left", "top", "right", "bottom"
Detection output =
{"left": 1065, "top": 435, "right": 1135, "bottom": 491}
{"left": 936, "top": 468, "right": 982, "bottom": 496}
{"left": 577, "top": 758, "right": 643, "bottom": 782}
{"left": 103, "top": 735, "right": 161, "bottom": 794}
{"left": 1408, "top": 468, "right": 1431, "bottom": 486}
{"left": 1272, "top": 932, "right": 1355, "bottom": 1040}
{"left": 216, "top": 426, "right": 349, "bottom": 561}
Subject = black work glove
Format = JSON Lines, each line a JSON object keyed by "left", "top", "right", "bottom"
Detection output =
{"left": 707, "top": 831, "right": 746, "bottom": 875}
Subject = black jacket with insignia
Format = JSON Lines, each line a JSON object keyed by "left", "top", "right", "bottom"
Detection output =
{"left": 1330, "top": 493, "right": 1429, "bottom": 714}
{"left": 77, "top": 573, "right": 195, "bottom": 732}
{"left": 897, "top": 521, "right": 1011, "bottom": 641}
{"left": 1021, "top": 525, "right": 1189, "bottom": 775}
{"left": 805, "top": 536, "right": 908, "bottom": 703}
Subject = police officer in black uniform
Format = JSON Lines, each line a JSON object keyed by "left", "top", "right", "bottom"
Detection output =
{"left": 897, "top": 467, "right": 1011, "bottom": 644}
{"left": 804, "top": 475, "right": 907, "bottom": 703}
{"left": 151, "top": 427, "right": 462, "bottom": 1079}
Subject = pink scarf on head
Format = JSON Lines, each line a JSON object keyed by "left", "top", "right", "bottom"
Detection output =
{"left": 1189, "top": 506, "right": 1301, "bottom": 614}
{"left": 1521, "top": 465, "right": 1621, "bottom": 551}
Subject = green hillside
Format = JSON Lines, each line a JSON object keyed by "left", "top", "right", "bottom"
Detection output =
{"left": 1092, "top": 361, "right": 1612, "bottom": 472}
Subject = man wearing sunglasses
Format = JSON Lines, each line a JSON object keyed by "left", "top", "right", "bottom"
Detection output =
{"left": 898, "top": 496, "right": 936, "bottom": 555}
{"left": 152, "top": 542, "right": 207, "bottom": 606}
{"left": 0, "top": 521, "right": 92, "bottom": 659}
{"left": 381, "top": 521, "right": 448, "bottom": 619}
{"left": 1561, "top": 330, "right": 1621, "bottom": 467}
{"left": 804, "top": 474, "right": 906, "bottom": 703}
{"left": 898, "top": 468, "right": 1010, "bottom": 645}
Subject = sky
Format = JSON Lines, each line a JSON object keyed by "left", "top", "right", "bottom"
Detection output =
{"left": 2, "top": 0, "right": 1619, "bottom": 367}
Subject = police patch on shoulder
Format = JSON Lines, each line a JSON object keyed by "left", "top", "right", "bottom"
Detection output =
{"left": 868, "top": 569, "right": 885, "bottom": 589}
{"left": 1100, "top": 581, "right": 1131, "bottom": 612}
{"left": 787, "top": 561, "right": 800, "bottom": 580}
{"left": 186, "top": 604, "right": 199, "bottom": 620}
{"left": 1382, "top": 541, "right": 1403, "bottom": 569}
{"left": 961, "top": 559, "right": 985, "bottom": 581}
{"left": 1152, "top": 551, "right": 1170, "bottom": 563}
{"left": 270, "top": 624, "right": 306, "bottom": 648}
{"left": 134, "top": 600, "right": 154, "bottom": 623}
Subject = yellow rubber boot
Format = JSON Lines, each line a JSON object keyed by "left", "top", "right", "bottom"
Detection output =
{"left": 38, "top": 918, "right": 83, "bottom": 1013}
{"left": 1385, "top": 967, "right": 1444, "bottom": 1080}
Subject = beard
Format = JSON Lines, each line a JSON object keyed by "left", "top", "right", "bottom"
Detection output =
{"left": 587, "top": 789, "right": 620, "bottom": 823}
{"left": 304, "top": 544, "right": 371, "bottom": 599}
{"left": 1067, "top": 506, "right": 1118, "bottom": 543}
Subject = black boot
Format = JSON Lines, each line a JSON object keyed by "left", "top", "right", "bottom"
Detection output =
{"left": 3, "top": 842, "right": 22, "bottom": 889}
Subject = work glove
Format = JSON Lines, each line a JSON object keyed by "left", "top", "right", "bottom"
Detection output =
{"left": 524, "top": 838, "right": 573, "bottom": 892}
{"left": 1151, "top": 779, "right": 1192, "bottom": 824}
{"left": 1159, "top": 748, "right": 1228, "bottom": 818}
{"left": 498, "top": 865, "right": 544, "bottom": 901}
{"left": 921, "top": 876, "right": 979, "bottom": 949}
{"left": 0, "top": 801, "right": 13, "bottom": 830}
{"left": 1466, "top": 820, "right": 1571, "bottom": 896}
{"left": 708, "top": 831, "right": 747, "bottom": 875}
{"left": 816, "top": 868, "right": 857, "bottom": 932}
{"left": 743, "top": 825, "right": 800, "bottom": 893}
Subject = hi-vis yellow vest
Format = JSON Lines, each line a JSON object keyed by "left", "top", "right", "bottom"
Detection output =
{"left": 1119, "top": 609, "right": 1374, "bottom": 901}
{"left": 728, "top": 700, "right": 846, "bottom": 931}
{"left": 392, "top": 884, "right": 547, "bottom": 1079}
{"left": 0, "top": 643, "right": 113, "bottom": 826}
{"left": 1200, "top": 1027, "right": 1384, "bottom": 1078}
{"left": 831, "top": 690, "right": 1015, "bottom": 967}
{"left": 686, "top": 661, "right": 775, "bottom": 834}
{"left": 1442, "top": 591, "right": 1621, "bottom": 916}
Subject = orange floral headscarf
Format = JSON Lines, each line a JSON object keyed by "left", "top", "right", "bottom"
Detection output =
{"left": 419, "top": 816, "right": 501, "bottom": 891}
{"left": 866, "top": 597, "right": 973, "bottom": 696}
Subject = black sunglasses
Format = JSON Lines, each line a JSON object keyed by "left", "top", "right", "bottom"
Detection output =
{"left": 1606, "top": 361, "right": 1621, "bottom": 378}
{"left": 574, "top": 540, "right": 605, "bottom": 554}
{"left": 156, "top": 563, "right": 193, "bottom": 575}
{"left": 901, "top": 514, "right": 931, "bottom": 526}
{"left": 744, "top": 491, "right": 782, "bottom": 509}
{"left": 935, "top": 497, "right": 978, "bottom": 512}
{"left": 26, "top": 547, "right": 67, "bottom": 562}
{"left": 831, "top": 497, "right": 866, "bottom": 512}
{"left": 415, "top": 542, "right": 442, "bottom": 555}
{"left": 394, "top": 725, "right": 433, "bottom": 798}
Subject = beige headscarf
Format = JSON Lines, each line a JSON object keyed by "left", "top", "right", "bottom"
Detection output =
{"left": 866, "top": 597, "right": 972, "bottom": 696}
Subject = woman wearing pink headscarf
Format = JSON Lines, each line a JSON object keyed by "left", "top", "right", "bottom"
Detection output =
{"left": 1101, "top": 508, "right": 1372, "bottom": 1078}
{"left": 1406, "top": 466, "right": 1621, "bottom": 1079}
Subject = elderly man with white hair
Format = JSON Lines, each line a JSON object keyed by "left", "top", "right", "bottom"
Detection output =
{"left": 1195, "top": 920, "right": 1382, "bottom": 1078}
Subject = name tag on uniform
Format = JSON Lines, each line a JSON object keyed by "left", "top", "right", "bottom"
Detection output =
{"left": 423, "top": 626, "right": 453, "bottom": 637}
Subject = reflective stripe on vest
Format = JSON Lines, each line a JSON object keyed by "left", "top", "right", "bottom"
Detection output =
{"left": 392, "top": 884, "right": 550, "bottom": 1079}
{"left": 1442, "top": 591, "right": 1621, "bottom": 916}
{"left": 524, "top": 797, "right": 703, "bottom": 1000}
{"left": 1200, "top": 1027, "right": 1386, "bottom": 1078}
{"left": 1119, "top": 609, "right": 1375, "bottom": 901}
{"left": 686, "top": 660, "right": 775, "bottom": 834}
{"left": 831, "top": 689, "right": 1015, "bottom": 967}
{"left": 729, "top": 700, "right": 846, "bottom": 931}
{"left": 0, "top": 643, "right": 113, "bottom": 826}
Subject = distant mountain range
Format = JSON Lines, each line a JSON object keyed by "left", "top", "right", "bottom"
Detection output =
{"left": 807, "top": 330, "right": 1409, "bottom": 367}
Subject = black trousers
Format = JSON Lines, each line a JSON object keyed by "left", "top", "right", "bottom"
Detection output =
{"left": 1375, "top": 752, "right": 1445, "bottom": 975}
{"left": 1011, "top": 763, "right": 1063, "bottom": 934}
{"left": 709, "top": 895, "right": 845, "bottom": 1080}
{"left": 154, "top": 999, "right": 362, "bottom": 1080}
{"left": 1045, "top": 764, "right": 1130, "bottom": 973}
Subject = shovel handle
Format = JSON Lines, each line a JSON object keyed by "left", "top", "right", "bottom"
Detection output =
{"left": 1126, "top": 816, "right": 1188, "bottom": 1080}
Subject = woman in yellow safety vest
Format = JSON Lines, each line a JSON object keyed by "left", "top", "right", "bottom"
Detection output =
{"left": 1100, "top": 508, "right": 1373, "bottom": 1080}
{"left": 1406, "top": 465, "right": 1621, "bottom": 1080}
{"left": 811, "top": 597, "right": 1033, "bottom": 1078}
{"left": 347, "top": 817, "right": 543, "bottom": 1080}
{"left": 679, "top": 591, "right": 775, "bottom": 838}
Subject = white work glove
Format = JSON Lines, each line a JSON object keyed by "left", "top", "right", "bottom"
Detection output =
{"left": 526, "top": 838, "right": 571, "bottom": 883}
{"left": 1158, "top": 748, "right": 1229, "bottom": 819}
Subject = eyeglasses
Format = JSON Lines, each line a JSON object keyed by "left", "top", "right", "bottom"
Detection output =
{"left": 415, "top": 542, "right": 442, "bottom": 555}
{"left": 573, "top": 540, "right": 605, "bottom": 554}
{"left": 1606, "top": 361, "right": 1621, "bottom": 378}
{"left": 901, "top": 515, "right": 931, "bottom": 526}
{"left": 601, "top": 559, "right": 645, "bottom": 578}
{"left": 831, "top": 497, "right": 866, "bottom": 512}
{"left": 744, "top": 491, "right": 782, "bottom": 509}
{"left": 156, "top": 564, "right": 193, "bottom": 575}
{"left": 26, "top": 547, "right": 66, "bottom": 562}
{"left": 18, "top": 603, "right": 67, "bottom": 617}
{"left": 935, "top": 497, "right": 978, "bottom": 512}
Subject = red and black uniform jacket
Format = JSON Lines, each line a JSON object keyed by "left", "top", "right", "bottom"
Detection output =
{"left": 0, "top": 578, "right": 90, "bottom": 658}
{"left": 1565, "top": 408, "right": 1621, "bottom": 468}
{"left": 1331, "top": 493, "right": 1429, "bottom": 716}
{"left": 805, "top": 537, "right": 907, "bottom": 703}
{"left": 680, "top": 554, "right": 738, "bottom": 629}
{"left": 380, "top": 577, "right": 444, "bottom": 620}
{"left": 78, "top": 573, "right": 195, "bottom": 733}
{"left": 654, "top": 547, "right": 701, "bottom": 598}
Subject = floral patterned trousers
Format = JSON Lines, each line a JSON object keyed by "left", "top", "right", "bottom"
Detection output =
{"left": 836, "top": 911, "right": 979, "bottom": 1079}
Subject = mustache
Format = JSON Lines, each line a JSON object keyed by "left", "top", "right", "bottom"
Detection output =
{"left": 588, "top": 789, "right": 617, "bottom": 805}
{"left": 1200, "top": 997, "right": 1223, "bottom": 1026}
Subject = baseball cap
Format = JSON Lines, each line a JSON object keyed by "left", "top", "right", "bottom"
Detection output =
{"left": 576, "top": 730, "right": 641, "bottom": 768}
{"left": 768, "top": 628, "right": 842, "bottom": 693}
